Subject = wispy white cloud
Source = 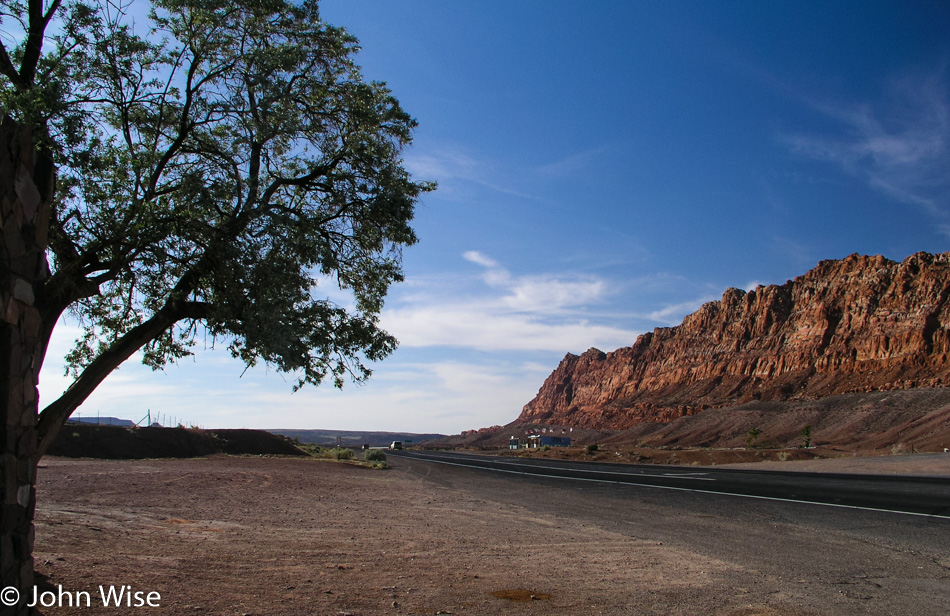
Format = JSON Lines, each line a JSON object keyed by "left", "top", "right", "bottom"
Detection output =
{"left": 503, "top": 278, "right": 607, "bottom": 313}
{"left": 403, "top": 149, "right": 481, "bottom": 184}
{"left": 403, "top": 146, "right": 536, "bottom": 200}
{"left": 383, "top": 305, "right": 636, "bottom": 352}
{"left": 382, "top": 252, "right": 639, "bottom": 352}
{"left": 462, "top": 250, "right": 500, "bottom": 269}
{"left": 782, "top": 71, "right": 950, "bottom": 217}
{"left": 536, "top": 146, "right": 610, "bottom": 177}
{"left": 463, "top": 250, "right": 608, "bottom": 313}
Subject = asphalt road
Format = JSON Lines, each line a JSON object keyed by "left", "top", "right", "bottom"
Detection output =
{"left": 390, "top": 449, "right": 950, "bottom": 517}
{"left": 388, "top": 450, "right": 950, "bottom": 615}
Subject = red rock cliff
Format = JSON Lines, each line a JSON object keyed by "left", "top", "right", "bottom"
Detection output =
{"left": 517, "top": 252, "right": 950, "bottom": 429}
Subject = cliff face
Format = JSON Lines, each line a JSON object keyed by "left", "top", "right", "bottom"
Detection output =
{"left": 517, "top": 252, "right": 950, "bottom": 429}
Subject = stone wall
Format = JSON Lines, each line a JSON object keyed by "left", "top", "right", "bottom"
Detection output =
{"left": 0, "top": 118, "right": 53, "bottom": 615}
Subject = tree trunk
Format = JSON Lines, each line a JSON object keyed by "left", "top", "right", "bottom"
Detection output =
{"left": 36, "top": 308, "right": 177, "bottom": 457}
{"left": 0, "top": 117, "right": 54, "bottom": 616}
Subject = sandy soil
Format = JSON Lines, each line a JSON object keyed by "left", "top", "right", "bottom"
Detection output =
{"left": 32, "top": 452, "right": 950, "bottom": 615}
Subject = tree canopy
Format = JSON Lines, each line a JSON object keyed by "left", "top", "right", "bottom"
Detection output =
{"left": 0, "top": 0, "right": 433, "bottom": 453}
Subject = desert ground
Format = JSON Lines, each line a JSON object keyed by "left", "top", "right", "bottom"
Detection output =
{"left": 34, "top": 452, "right": 950, "bottom": 616}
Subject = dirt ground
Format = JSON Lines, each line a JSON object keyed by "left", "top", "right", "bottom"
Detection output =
{"left": 32, "top": 452, "right": 950, "bottom": 616}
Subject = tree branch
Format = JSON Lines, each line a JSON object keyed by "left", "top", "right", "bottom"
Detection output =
{"left": 0, "top": 41, "right": 25, "bottom": 88}
{"left": 21, "top": 0, "right": 62, "bottom": 85}
{"left": 258, "top": 150, "right": 346, "bottom": 208}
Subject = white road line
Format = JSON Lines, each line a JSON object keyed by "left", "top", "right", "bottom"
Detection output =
{"left": 403, "top": 454, "right": 950, "bottom": 520}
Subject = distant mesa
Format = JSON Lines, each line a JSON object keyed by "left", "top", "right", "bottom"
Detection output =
{"left": 517, "top": 252, "right": 950, "bottom": 431}
{"left": 69, "top": 416, "right": 136, "bottom": 428}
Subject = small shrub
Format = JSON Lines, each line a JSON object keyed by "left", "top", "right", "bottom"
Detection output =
{"left": 364, "top": 449, "right": 387, "bottom": 462}
{"left": 800, "top": 424, "right": 812, "bottom": 448}
{"left": 325, "top": 447, "right": 353, "bottom": 460}
{"left": 297, "top": 443, "right": 322, "bottom": 456}
{"left": 746, "top": 427, "right": 762, "bottom": 449}
{"left": 540, "top": 445, "right": 551, "bottom": 452}
{"left": 585, "top": 443, "right": 599, "bottom": 454}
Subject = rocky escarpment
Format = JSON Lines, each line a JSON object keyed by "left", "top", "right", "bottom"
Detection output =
{"left": 518, "top": 252, "right": 950, "bottom": 430}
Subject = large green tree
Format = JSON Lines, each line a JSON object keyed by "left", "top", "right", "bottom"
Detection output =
{"left": 0, "top": 0, "right": 431, "bottom": 611}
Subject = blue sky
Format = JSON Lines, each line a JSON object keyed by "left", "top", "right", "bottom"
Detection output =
{"left": 38, "top": 0, "right": 950, "bottom": 433}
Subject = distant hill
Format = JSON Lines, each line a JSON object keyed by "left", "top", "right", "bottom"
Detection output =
{"left": 69, "top": 416, "right": 136, "bottom": 427}
{"left": 269, "top": 429, "right": 446, "bottom": 447}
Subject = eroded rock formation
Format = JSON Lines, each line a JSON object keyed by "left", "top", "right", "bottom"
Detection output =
{"left": 518, "top": 252, "right": 950, "bottom": 429}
